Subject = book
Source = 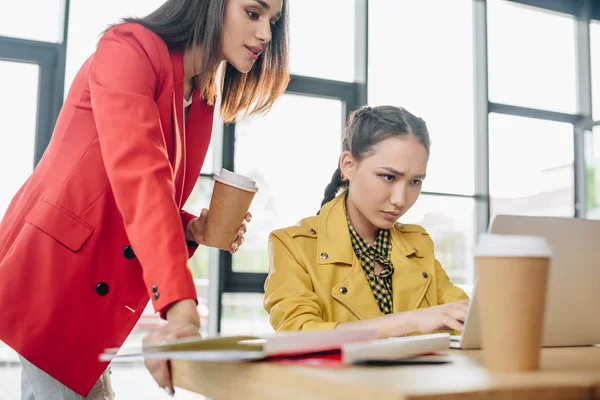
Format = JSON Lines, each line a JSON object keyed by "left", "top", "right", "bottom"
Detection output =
{"left": 340, "top": 333, "right": 450, "bottom": 364}
{"left": 99, "top": 329, "right": 451, "bottom": 365}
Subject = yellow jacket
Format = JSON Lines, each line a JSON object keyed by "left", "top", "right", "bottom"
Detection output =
{"left": 264, "top": 193, "right": 468, "bottom": 332}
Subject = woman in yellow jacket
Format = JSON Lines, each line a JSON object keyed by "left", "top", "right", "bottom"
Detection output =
{"left": 264, "top": 105, "right": 469, "bottom": 338}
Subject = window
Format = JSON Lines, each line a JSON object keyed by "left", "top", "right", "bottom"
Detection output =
{"left": 0, "top": 1, "right": 64, "bottom": 42}
{"left": 586, "top": 127, "right": 600, "bottom": 219}
{"left": 220, "top": 293, "right": 273, "bottom": 335}
{"left": 487, "top": 0, "right": 577, "bottom": 113}
{"left": 232, "top": 94, "right": 344, "bottom": 273}
{"left": 0, "top": 61, "right": 39, "bottom": 219}
{"left": 200, "top": 106, "right": 222, "bottom": 176}
{"left": 65, "top": 0, "right": 166, "bottom": 92}
{"left": 185, "top": 177, "right": 214, "bottom": 279}
{"left": 288, "top": 0, "right": 355, "bottom": 82}
{"left": 401, "top": 195, "right": 476, "bottom": 285}
{"left": 489, "top": 114, "right": 574, "bottom": 217}
{"left": 591, "top": 21, "right": 600, "bottom": 120}
{"left": 368, "top": 0, "right": 475, "bottom": 195}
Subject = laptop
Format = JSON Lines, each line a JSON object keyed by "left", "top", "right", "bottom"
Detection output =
{"left": 451, "top": 214, "right": 600, "bottom": 349}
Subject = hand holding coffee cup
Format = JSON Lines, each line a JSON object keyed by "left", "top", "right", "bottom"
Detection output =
{"left": 202, "top": 169, "right": 258, "bottom": 251}
{"left": 184, "top": 208, "right": 252, "bottom": 254}
{"left": 474, "top": 233, "right": 552, "bottom": 372}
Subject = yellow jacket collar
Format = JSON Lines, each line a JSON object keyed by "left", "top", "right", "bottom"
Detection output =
{"left": 316, "top": 192, "right": 415, "bottom": 265}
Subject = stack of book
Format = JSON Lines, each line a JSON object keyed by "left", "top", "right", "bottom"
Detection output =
{"left": 101, "top": 329, "right": 451, "bottom": 366}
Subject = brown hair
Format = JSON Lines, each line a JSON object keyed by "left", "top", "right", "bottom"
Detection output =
{"left": 321, "top": 105, "right": 431, "bottom": 207}
{"left": 122, "top": 0, "right": 289, "bottom": 122}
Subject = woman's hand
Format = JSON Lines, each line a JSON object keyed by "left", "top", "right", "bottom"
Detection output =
{"left": 335, "top": 300, "right": 469, "bottom": 338}
{"left": 142, "top": 299, "right": 200, "bottom": 396}
{"left": 185, "top": 209, "right": 252, "bottom": 254}
{"left": 407, "top": 300, "right": 469, "bottom": 334}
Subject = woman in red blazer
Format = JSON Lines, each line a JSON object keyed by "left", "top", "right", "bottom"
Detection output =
{"left": 0, "top": 0, "right": 288, "bottom": 397}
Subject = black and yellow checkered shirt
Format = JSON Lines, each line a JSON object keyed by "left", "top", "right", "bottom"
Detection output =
{"left": 347, "top": 222, "right": 394, "bottom": 315}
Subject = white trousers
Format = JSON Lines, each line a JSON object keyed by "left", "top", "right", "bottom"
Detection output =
{"left": 19, "top": 355, "right": 114, "bottom": 400}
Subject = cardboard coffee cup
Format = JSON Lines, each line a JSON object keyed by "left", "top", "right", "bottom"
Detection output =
{"left": 203, "top": 169, "right": 258, "bottom": 250}
{"left": 474, "top": 233, "right": 552, "bottom": 372}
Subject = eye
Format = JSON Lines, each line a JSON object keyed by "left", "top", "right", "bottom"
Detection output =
{"left": 410, "top": 179, "right": 423, "bottom": 186}
{"left": 379, "top": 174, "right": 395, "bottom": 182}
{"left": 246, "top": 10, "right": 259, "bottom": 20}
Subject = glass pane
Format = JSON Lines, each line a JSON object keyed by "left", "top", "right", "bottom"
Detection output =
{"left": 586, "top": 127, "right": 600, "bottom": 219}
{"left": 368, "top": 0, "right": 475, "bottom": 195}
{"left": 489, "top": 114, "right": 574, "bottom": 217}
{"left": 220, "top": 293, "right": 273, "bottom": 335}
{"left": 0, "top": 61, "right": 40, "bottom": 399}
{"left": 0, "top": 61, "right": 39, "bottom": 219}
{"left": 65, "top": 0, "right": 167, "bottom": 92}
{"left": 233, "top": 94, "right": 343, "bottom": 273}
{"left": 184, "top": 177, "right": 214, "bottom": 279}
{"left": 400, "top": 195, "right": 477, "bottom": 285}
{"left": 487, "top": 0, "right": 577, "bottom": 113}
{"left": 591, "top": 22, "right": 600, "bottom": 120}
{"left": 289, "top": 0, "right": 355, "bottom": 82}
{"left": 200, "top": 115, "right": 220, "bottom": 175}
{"left": 0, "top": 1, "right": 64, "bottom": 42}
{"left": 200, "top": 140, "right": 216, "bottom": 175}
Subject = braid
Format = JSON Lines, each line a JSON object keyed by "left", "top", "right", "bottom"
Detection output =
{"left": 320, "top": 167, "right": 348, "bottom": 209}
{"left": 354, "top": 105, "right": 374, "bottom": 120}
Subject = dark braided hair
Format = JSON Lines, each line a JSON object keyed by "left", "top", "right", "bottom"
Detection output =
{"left": 320, "top": 105, "right": 431, "bottom": 208}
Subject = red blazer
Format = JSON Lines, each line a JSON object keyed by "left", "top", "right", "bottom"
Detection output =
{"left": 0, "top": 23, "right": 214, "bottom": 395}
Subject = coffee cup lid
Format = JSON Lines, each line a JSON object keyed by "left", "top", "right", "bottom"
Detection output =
{"left": 474, "top": 233, "right": 552, "bottom": 258}
{"left": 214, "top": 168, "right": 258, "bottom": 193}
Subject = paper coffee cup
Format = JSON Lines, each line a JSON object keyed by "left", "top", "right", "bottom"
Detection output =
{"left": 474, "top": 233, "right": 552, "bottom": 372}
{"left": 203, "top": 169, "right": 258, "bottom": 250}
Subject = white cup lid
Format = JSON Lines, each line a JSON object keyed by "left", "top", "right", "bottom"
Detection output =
{"left": 214, "top": 168, "right": 258, "bottom": 192}
{"left": 474, "top": 233, "right": 552, "bottom": 258}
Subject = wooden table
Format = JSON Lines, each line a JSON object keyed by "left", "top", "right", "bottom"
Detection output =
{"left": 171, "top": 346, "right": 600, "bottom": 400}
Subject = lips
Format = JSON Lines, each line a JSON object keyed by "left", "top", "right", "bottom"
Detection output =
{"left": 382, "top": 211, "right": 400, "bottom": 221}
{"left": 244, "top": 46, "right": 262, "bottom": 60}
{"left": 245, "top": 45, "right": 262, "bottom": 55}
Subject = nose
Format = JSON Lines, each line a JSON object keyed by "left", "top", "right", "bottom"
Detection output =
{"left": 256, "top": 20, "right": 272, "bottom": 45}
{"left": 390, "top": 183, "right": 407, "bottom": 209}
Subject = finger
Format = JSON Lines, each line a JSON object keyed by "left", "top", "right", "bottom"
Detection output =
{"left": 200, "top": 208, "right": 208, "bottom": 220}
{"left": 447, "top": 306, "right": 468, "bottom": 323}
{"left": 444, "top": 300, "right": 468, "bottom": 312}
{"left": 145, "top": 359, "right": 172, "bottom": 394}
{"left": 142, "top": 329, "right": 164, "bottom": 349}
{"left": 449, "top": 301, "right": 469, "bottom": 313}
{"left": 245, "top": 212, "right": 252, "bottom": 222}
{"left": 230, "top": 234, "right": 244, "bottom": 248}
{"left": 442, "top": 316, "right": 464, "bottom": 332}
{"left": 229, "top": 240, "right": 241, "bottom": 254}
{"left": 237, "top": 224, "right": 247, "bottom": 238}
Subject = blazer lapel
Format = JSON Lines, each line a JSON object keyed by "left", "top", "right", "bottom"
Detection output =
{"left": 180, "top": 99, "right": 214, "bottom": 204}
{"left": 330, "top": 260, "right": 384, "bottom": 320}
{"left": 390, "top": 227, "right": 432, "bottom": 312}
{"left": 317, "top": 194, "right": 383, "bottom": 320}
{"left": 170, "top": 52, "right": 186, "bottom": 207}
